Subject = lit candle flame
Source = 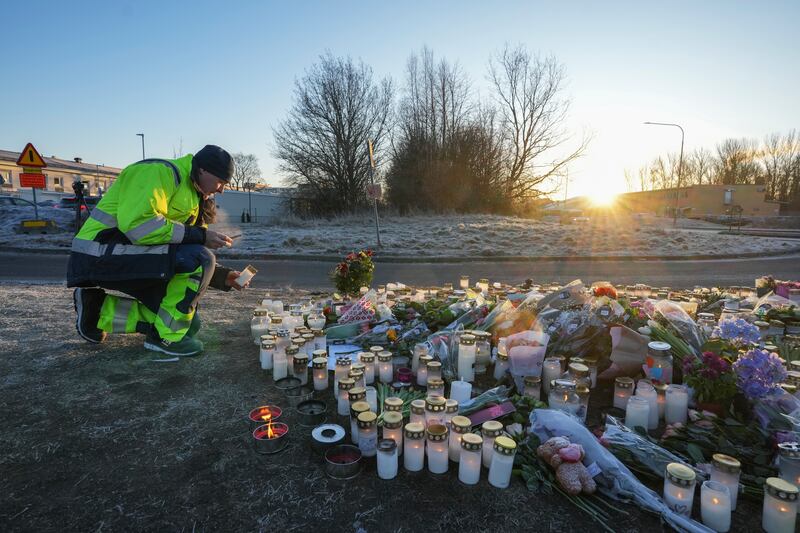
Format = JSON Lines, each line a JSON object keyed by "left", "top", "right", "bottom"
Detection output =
{"left": 267, "top": 422, "right": 275, "bottom": 439}
{"left": 711, "top": 497, "right": 719, "bottom": 505}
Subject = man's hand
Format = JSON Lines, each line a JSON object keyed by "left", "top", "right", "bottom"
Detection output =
{"left": 205, "top": 230, "right": 233, "bottom": 249}
{"left": 225, "top": 270, "right": 248, "bottom": 291}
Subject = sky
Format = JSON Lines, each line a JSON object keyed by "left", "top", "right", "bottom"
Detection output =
{"left": 2, "top": 0, "right": 798, "bottom": 201}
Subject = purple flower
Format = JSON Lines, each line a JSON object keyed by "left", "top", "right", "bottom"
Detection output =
{"left": 733, "top": 348, "right": 787, "bottom": 400}
{"left": 714, "top": 318, "right": 761, "bottom": 346}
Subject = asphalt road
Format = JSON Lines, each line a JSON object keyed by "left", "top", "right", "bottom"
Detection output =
{"left": 2, "top": 250, "right": 797, "bottom": 289}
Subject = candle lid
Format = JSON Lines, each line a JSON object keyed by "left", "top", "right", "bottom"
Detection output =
{"left": 357, "top": 411, "right": 377, "bottom": 428}
{"left": 312, "top": 328, "right": 325, "bottom": 337}
{"left": 335, "top": 356, "right": 352, "bottom": 366}
{"left": 570, "top": 357, "right": 586, "bottom": 366}
{"left": 450, "top": 415, "right": 471, "bottom": 433}
{"left": 583, "top": 357, "right": 598, "bottom": 368}
{"left": 276, "top": 329, "right": 290, "bottom": 337}
{"left": 383, "top": 411, "right": 403, "bottom": 429}
{"left": 647, "top": 341, "right": 672, "bottom": 354}
{"left": 261, "top": 341, "right": 276, "bottom": 349}
{"left": 378, "top": 438, "right": 397, "bottom": 453}
{"left": 404, "top": 422, "right": 425, "bottom": 439}
{"left": 348, "top": 369, "right": 364, "bottom": 380}
{"left": 370, "top": 346, "right": 383, "bottom": 354}
{"left": 253, "top": 308, "right": 268, "bottom": 316}
{"left": 377, "top": 352, "right": 393, "bottom": 362}
{"left": 460, "top": 275, "right": 469, "bottom": 280}
{"left": 294, "top": 338, "right": 306, "bottom": 347}
{"left": 497, "top": 351, "right": 509, "bottom": 362}
{"left": 384, "top": 397, "right": 404, "bottom": 411}
{"left": 778, "top": 442, "right": 800, "bottom": 458}
{"left": 653, "top": 383, "right": 668, "bottom": 394}
{"left": 493, "top": 436, "right": 517, "bottom": 455}
{"left": 426, "top": 424, "right": 448, "bottom": 442}
{"left": 302, "top": 333, "right": 315, "bottom": 341}
{"left": 472, "top": 330, "right": 491, "bottom": 339}
{"left": 260, "top": 334, "right": 275, "bottom": 341}
{"left": 765, "top": 477, "right": 799, "bottom": 501}
{"left": 460, "top": 334, "right": 476, "bottom": 346}
{"left": 359, "top": 352, "right": 375, "bottom": 362}
{"left": 523, "top": 375, "right": 541, "bottom": 386}
{"left": 711, "top": 454, "right": 741, "bottom": 474}
{"left": 481, "top": 420, "right": 503, "bottom": 437}
{"left": 790, "top": 361, "right": 800, "bottom": 371}
{"left": 425, "top": 395, "right": 446, "bottom": 412}
{"left": 568, "top": 363, "right": 589, "bottom": 377}
{"left": 270, "top": 316, "right": 283, "bottom": 324}
{"left": 350, "top": 401, "right": 370, "bottom": 418}
{"left": 445, "top": 399, "right": 459, "bottom": 414}
{"left": 410, "top": 399, "right": 426, "bottom": 415}
{"left": 348, "top": 387, "right": 367, "bottom": 401}
{"left": 312, "top": 349, "right": 327, "bottom": 357}
{"left": 285, "top": 345, "right": 300, "bottom": 355}
{"left": 312, "top": 357, "right": 328, "bottom": 369}
{"left": 427, "top": 378, "right": 445, "bottom": 389}
{"left": 338, "top": 378, "right": 355, "bottom": 391}
{"left": 665, "top": 463, "right": 696, "bottom": 486}
{"left": 426, "top": 360, "right": 442, "bottom": 369}
{"left": 461, "top": 432, "right": 482, "bottom": 451}
{"left": 576, "top": 384, "right": 590, "bottom": 396}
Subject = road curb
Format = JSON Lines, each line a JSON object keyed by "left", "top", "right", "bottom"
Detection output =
{"left": 2, "top": 245, "right": 800, "bottom": 263}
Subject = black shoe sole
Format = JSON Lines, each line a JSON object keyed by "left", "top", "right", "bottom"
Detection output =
{"left": 143, "top": 341, "right": 202, "bottom": 357}
{"left": 74, "top": 288, "right": 105, "bottom": 344}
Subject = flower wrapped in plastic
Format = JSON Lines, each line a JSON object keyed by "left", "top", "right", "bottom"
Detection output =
{"left": 712, "top": 317, "right": 761, "bottom": 347}
{"left": 530, "top": 409, "right": 715, "bottom": 533}
{"left": 734, "top": 347, "right": 787, "bottom": 400}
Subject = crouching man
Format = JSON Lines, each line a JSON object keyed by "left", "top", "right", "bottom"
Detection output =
{"left": 67, "top": 145, "right": 247, "bottom": 356}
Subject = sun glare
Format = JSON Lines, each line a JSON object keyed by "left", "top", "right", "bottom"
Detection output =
{"left": 589, "top": 190, "right": 618, "bottom": 207}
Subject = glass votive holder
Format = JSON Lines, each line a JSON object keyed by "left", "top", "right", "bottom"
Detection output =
{"left": 763, "top": 477, "right": 798, "bottom": 533}
{"left": 427, "top": 378, "right": 445, "bottom": 398}
{"left": 663, "top": 462, "right": 696, "bottom": 517}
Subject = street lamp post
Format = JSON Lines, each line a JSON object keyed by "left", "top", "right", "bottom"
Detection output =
{"left": 136, "top": 133, "right": 146, "bottom": 160}
{"left": 644, "top": 121, "right": 684, "bottom": 227}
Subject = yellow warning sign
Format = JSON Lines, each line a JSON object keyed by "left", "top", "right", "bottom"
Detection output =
{"left": 16, "top": 143, "right": 47, "bottom": 168}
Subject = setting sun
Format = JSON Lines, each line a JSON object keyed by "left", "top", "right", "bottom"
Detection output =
{"left": 588, "top": 190, "right": 618, "bottom": 207}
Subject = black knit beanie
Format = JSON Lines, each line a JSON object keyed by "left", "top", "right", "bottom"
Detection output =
{"left": 193, "top": 145, "right": 234, "bottom": 182}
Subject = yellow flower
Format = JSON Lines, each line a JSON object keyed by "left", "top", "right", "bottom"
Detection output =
{"left": 387, "top": 329, "right": 397, "bottom": 342}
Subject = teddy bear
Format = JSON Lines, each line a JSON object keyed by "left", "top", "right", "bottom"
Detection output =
{"left": 536, "top": 436, "right": 597, "bottom": 495}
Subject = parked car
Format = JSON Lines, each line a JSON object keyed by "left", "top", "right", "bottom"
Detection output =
{"left": 0, "top": 195, "right": 38, "bottom": 208}
{"left": 57, "top": 196, "right": 101, "bottom": 211}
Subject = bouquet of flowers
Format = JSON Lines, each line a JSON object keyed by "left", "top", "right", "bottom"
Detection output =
{"left": 713, "top": 318, "right": 761, "bottom": 348}
{"left": 733, "top": 347, "right": 787, "bottom": 400}
{"left": 682, "top": 351, "right": 737, "bottom": 405}
{"left": 330, "top": 250, "right": 374, "bottom": 296}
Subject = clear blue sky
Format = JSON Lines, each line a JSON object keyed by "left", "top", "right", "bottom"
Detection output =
{"left": 3, "top": 0, "right": 798, "bottom": 199}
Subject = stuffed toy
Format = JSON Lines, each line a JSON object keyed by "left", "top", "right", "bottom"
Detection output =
{"left": 536, "top": 436, "right": 597, "bottom": 495}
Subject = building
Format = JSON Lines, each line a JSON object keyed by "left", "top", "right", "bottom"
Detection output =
{"left": 615, "top": 183, "right": 781, "bottom": 217}
{"left": 0, "top": 149, "right": 121, "bottom": 197}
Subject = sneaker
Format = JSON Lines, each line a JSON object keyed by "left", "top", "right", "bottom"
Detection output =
{"left": 73, "top": 288, "right": 107, "bottom": 344}
{"left": 186, "top": 313, "right": 201, "bottom": 338}
{"left": 144, "top": 328, "right": 204, "bottom": 357}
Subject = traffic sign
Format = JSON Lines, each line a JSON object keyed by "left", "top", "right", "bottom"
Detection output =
{"left": 16, "top": 143, "right": 47, "bottom": 168}
{"left": 20, "top": 173, "right": 46, "bottom": 188}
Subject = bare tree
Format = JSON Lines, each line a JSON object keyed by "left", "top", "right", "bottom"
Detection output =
{"left": 689, "top": 147, "right": 714, "bottom": 185}
{"left": 487, "top": 44, "right": 589, "bottom": 200}
{"left": 273, "top": 53, "right": 393, "bottom": 213}
{"left": 715, "top": 138, "right": 761, "bottom": 185}
{"left": 230, "top": 153, "right": 262, "bottom": 191}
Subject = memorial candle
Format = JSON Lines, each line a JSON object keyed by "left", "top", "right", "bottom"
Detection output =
{"left": 665, "top": 384, "right": 689, "bottom": 425}
{"left": 292, "top": 353, "right": 309, "bottom": 386}
{"left": 426, "top": 424, "right": 449, "bottom": 474}
{"left": 334, "top": 356, "right": 352, "bottom": 391}
{"left": 410, "top": 399, "right": 426, "bottom": 426}
{"left": 260, "top": 340, "right": 276, "bottom": 371}
{"left": 625, "top": 396, "right": 650, "bottom": 431}
{"left": 359, "top": 352, "right": 376, "bottom": 385}
{"left": 337, "top": 378, "right": 355, "bottom": 416}
{"left": 449, "top": 381, "right": 472, "bottom": 404}
{"left": 711, "top": 454, "right": 741, "bottom": 511}
{"left": 636, "top": 381, "right": 659, "bottom": 430}
{"left": 272, "top": 350, "right": 288, "bottom": 381}
{"left": 403, "top": 423, "right": 425, "bottom": 472}
{"left": 312, "top": 357, "right": 328, "bottom": 391}
{"left": 382, "top": 411, "right": 404, "bottom": 456}
{"left": 416, "top": 355, "right": 431, "bottom": 387}
{"left": 481, "top": 420, "right": 503, "bottom": 468}
{"left": 424, "top": 395, "right": 446, "bottom": 427}
{"left": 378, "top": 351, "right": 394, "bottom": 384}
{"left": 377, "top": 439, "right": 398, "bottom": 480}
{"left": 349, "top": 400, "right": 370, "bottom": 445}
{"left": 458, "top": 334, "right": 477, "bottom": 382}
{"left": 444, "top": 399, "right": 459, "bottom": 427}
{"left": 357, "top": 411, "right": 378, "bottom": 458}
{"left": 762, "top": 477, "right": 798, "bottom": 533}
{"left": 458, "top": 433, "right": 482, "bottom": 485}
{"left": 542, "top": 357, "right": 561, "bottom": 396}
{"left": 700, "top": 481, "right": 731, "bottom": 532}
{"left": 449, "top": 415, "right": 471, "bottom": 462}
{"left": 488, "top": 436, "right": 517, "bottom": 489}
{"left": 412, "top": 342, "right": 427, "bottom": 375}
{"left": 664, "top": 463, "right": 696, "bottom": 517}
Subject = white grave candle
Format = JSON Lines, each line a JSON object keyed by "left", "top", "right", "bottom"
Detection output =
{"left": 378, "top": 351, "right": 393, "bottom": 383}
{"left": 458, "top": 433, "right": 482, "bottom": 485}
{"left": 488, "top": 436, "right": 517, "bottom": 489}
{"left": 458, "top": 335, "right": 477, "bottom": 382}
{"left": 365, "top": 386, "right": 378, "bottom": 413}
{"left": 449, "top": 380, "right": 472, "bottom": 404}
{"left": 382, "top": 412, "right": 404, "bottom": 456}
{"left": 711, "top": 454, "right": 741, "bottom": 511}
{"left": 312, "top": 357, "right": 328, "bottom": 391}
{"left": 359, "top": 352, "right": 376, "bottom": 385}
{"left": 700, "top": 481, "right": 731, "bottom": 533}
{"left": 426, "top": 424, "right": 449, "bottom": 474}
{"left": 542, "top": 358, "right": 561, "bottom": 396}
{"left": 625, "top": 396, "right": 650, "bottom": 431}
{"left": 481, "top": 421, "right": 503, "bottom": 468}
{"left": 613, "top": 377, "right": 635, "bottom": 409}
{"left": 403, "top": 423, "right": 425, "bottom": 472}
{"left": 636, "top": 381, "right": 659, "bottom": 430}
{"left": 449, "top": 415, "right": 471, "bottom": 462}
{"left": 665, "top": 384, "right": 689, "bottom": 425}
{"left": 377, "top": 439, "right": 398, "bottom": 480}
{"left": 763, "top": 477, "right": 798, "bottom": 533}
{"left": 272, "top": 352, "right": 288, "bottom": 381}
{"left": 663, "top": 463, "right": 696, "bottom": 517}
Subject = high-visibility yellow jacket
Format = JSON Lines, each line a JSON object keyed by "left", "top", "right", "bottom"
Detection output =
{"left": 67, "top": 155, "right": 210, "bottom": 286}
